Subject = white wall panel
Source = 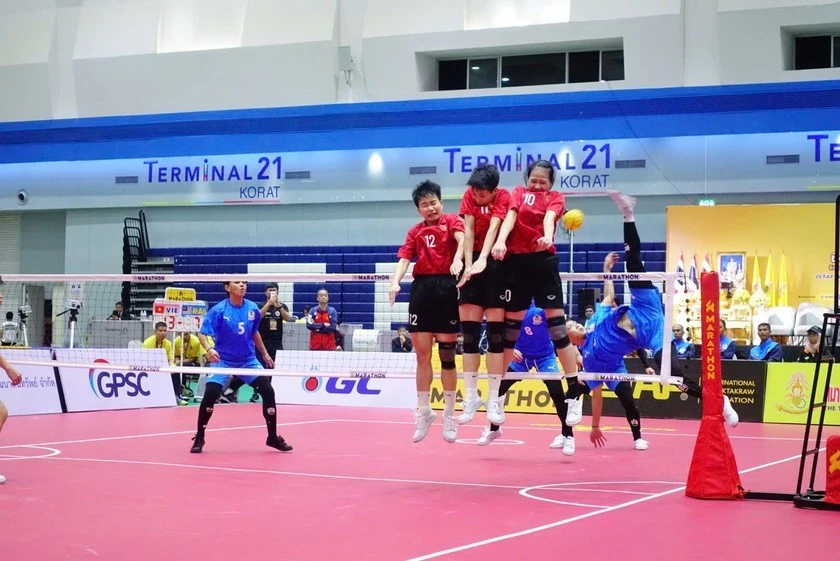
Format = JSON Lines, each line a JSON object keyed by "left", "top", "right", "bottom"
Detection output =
{"left": 73, "top": 0, "right": 160, "bottom": 59}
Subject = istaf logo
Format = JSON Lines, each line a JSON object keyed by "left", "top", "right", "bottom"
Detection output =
{"left": 89, "top": 358, "right": 151, "bottom": 399}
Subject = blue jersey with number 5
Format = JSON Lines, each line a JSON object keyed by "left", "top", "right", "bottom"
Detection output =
{"left": 200, "top": 299, "right": 261, "bottom": 363}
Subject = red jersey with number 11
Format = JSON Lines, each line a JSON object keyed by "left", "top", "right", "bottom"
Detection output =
{"left": 459, "top": 187, "right": 511, "bottom": 252}
{"left": 507, "top": 186, "right": 565, "bottom": 255}
{"left": 397, "top": 213, "right": 464, "bottom": 276}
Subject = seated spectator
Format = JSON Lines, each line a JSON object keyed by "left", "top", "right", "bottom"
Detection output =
{"left": 142, "top": 322, "right": 187, "bottom": 405}
{"left": 582, "top": 304, "right": 595, "bottom": 327}
{"left": 797, "top": 326, "right": 834, "bottom": 363}
{"left": 173, "top": 332, "right": 208, "bottom": 399}
{"left": 720, "top": 319, "right": 736, "bottom": 360}
{"left": 297, "top": 306, "right": 310, "bottom": 324}
{"left": 392, "top": 326, "right": 413, "bottom": 353}
{"left": 749, "top": 322, "right": 784, "bottom": 362}
{"left": 672, "top": 323, "right": 695, "bottom": 359}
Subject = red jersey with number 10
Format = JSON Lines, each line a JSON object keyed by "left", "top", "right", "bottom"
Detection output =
{"left": 507, "top": 186, "right": 566, "bottom": 255}
{"left": 397, "top": 213, "right": 465, "bottom": 276}
{"left": 458, "top": 187, "right": 511, "bottom": 252}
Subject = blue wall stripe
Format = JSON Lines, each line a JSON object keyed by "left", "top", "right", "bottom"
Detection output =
{"left": 0, "top": 80, "right": 839, "bottom": 164}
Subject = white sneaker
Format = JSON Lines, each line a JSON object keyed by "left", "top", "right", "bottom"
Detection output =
{"left": 549, "top": 434, "right": 567, "bottom": 449}
{"left": 412, "top": 408, "right": 437, "bottom": 442}
{"left": 486, "top": 396, "right": 506, "bottom": 425}
{"left": 634, "top": 438, "right": 649, "bottom": 450}
{"left": 477, "top": 427, "right": 502, "bottom": 446}
{"left": 443, "top": 414, "right": 457, "bottom": 443}
{"left": 0, "top": 474, "right": 5, "bottom": 484}
{"left": 457, "top": 396, "right": 484, "bottom": 425}
{"left": 565, "top": 397, "right": 583, "bottom": 426}
{"left": 723, "top": 395, "right": 739, "bottom": 428}
{"left": 562, "top": 436, "right": 576, "bottom": 456}
{"left": 607, "top": 190, "right": 637, "bottom": 217}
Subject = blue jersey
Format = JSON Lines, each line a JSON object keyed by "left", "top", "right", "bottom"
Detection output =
{"left": 580, "top": 304, "right": 636, "bottom": 374}
{"left": 200, "top": 299, "right": 262, "bottom": 364}
{"left": 516, "top": 306, "right": 555, "bottom": 359}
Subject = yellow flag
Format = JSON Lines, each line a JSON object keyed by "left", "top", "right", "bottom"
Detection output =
{"left": 764, "top": 252, "right": 775, "bottom": 307}
{"left": 751, "top": 252, "right": 762, "bottom": 292}
{"left": 778, "top": 252, "right": 788, "bottom": 307}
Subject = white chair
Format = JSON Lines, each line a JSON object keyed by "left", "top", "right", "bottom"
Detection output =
{"left": 793, "top": 305, "right": 833, "bottom": 343}
{"left": 755, "top": 306, "right": 796, "bottom": 340}
{"left": 351, "top": 329, "right": 381, "bottom": 352}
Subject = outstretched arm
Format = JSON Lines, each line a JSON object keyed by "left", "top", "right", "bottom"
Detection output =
{"left": 601, "top": 252, "right": 619, "bottom": 306}
{"left": 0, "top": 354, "right": 22, "bottom": 386}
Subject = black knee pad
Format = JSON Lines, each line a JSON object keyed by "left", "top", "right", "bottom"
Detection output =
{"left": 547, "top": 315, "right": 570, "bottom": 350}
{"left": 504, "top": 319, "right": 522, "bottom": 349}
{"left": 251, "top": 376, "right": 274, "bottom": 398}
{"left": 461, "top": 321, "right": 481, "bottom": 354}
{"left": 439, "top": 341, "right": 457, "bottom": 370}
{"left": 486, "top": 321, "right": 505, "bottom": 354}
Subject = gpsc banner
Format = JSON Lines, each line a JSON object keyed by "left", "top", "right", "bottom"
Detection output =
{"left": 0, "top": 349, "right": 62, "bottom": 416}
{"left": 56, "top": 348, "right": 175, "bottom": 412}
{"left": 763, "top": 362, "right": 840, "bottom": 426}
{"left": 272, "top": 351, "right": 417, "bottom": 408}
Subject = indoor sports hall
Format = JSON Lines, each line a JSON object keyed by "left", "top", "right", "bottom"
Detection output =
{"left": 0, "top": 1, "right": 839, "bottom": 560}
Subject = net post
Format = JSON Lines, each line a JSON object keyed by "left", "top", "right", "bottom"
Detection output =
{"left": 660, "top": 273, "right": 676, "bottom": 384}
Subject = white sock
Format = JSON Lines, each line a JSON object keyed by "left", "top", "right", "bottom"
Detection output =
{"left": 624, "top": 214, "right": 635, "bottom": 223}
{"left": 464, "top": 372, "right": 479, "bottom": 401}
{"left": 488, "top": 375, "right": 502, "bottom": 400}
{"left": 444, "top": 391, "right": 456, "bottom": 417}
{"left": 417, "top": 391, "right": 430, "bottom": 411}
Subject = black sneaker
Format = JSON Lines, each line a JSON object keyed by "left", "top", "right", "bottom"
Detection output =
{"left": 249, "top": 393, "right": 260, "bottom": 403}
{"left": 190, "top": 434, "right": 205, "bottom": 454}
{"left": 266, "top": 436, "right": 293, "bottom": 452}
{"left": 220, "top": 390, "right": 236, "bottom": 404}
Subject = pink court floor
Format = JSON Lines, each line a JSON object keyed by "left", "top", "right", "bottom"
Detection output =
{"left": 0, "top": 404, "right": 837, "bottom": 561}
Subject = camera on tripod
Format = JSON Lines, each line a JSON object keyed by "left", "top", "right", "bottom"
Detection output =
{"left": 66, "top": 299, "right": 83, "bottom": 312}
{"left": 17, "top": 305, "right": 31, "bottom": 320}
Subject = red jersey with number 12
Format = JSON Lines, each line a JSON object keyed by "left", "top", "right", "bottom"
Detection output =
{"left": 459, "top": 187, "right": 511, "bottom": 252}
{"left": 398, "top": 213, "right": 465, "bottom": 276}
{"left": 507, "top": 186, "right": 565, "bottom": 255}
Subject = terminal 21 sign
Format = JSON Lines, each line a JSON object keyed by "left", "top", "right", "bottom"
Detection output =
{"left": 0, "top": 131, "right": 838, "bottom": 211}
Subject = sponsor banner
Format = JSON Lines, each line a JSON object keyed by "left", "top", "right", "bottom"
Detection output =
{"left": 763, "top": 362, "right": 840, "bottom": 426}
{"left": 0, "top": 349, "right": 62, "bottom": 416}
{"left": 272, "top": 351, "right": 416, "bottom": 408}
{"left": 719, "top": 360, "right": 766, "bottom": 423}
{"left": 55, "top": 348, "right": 175, "bottom": 412}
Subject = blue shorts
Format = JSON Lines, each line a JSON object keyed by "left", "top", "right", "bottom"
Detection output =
{"left": 509, "top": 354, "right": 559, "bottom": 374}
{"left": 585, "top": 380, "right": 621, "bottom": 392}
{"left": 205, "top": 357, "right": 263, "bottom": 387}
{"left": 626, "top": 287, "right": 665, "bottom": 355}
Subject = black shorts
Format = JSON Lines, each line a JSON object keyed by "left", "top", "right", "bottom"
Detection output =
{"left": 459, "top": 253, "right": 506, "bottom": 309}
{"left": 408, "top": 275, "right": 460, "bottom": 334}
{"left": 502, "top": 251, "right": 565, "bottom": 313}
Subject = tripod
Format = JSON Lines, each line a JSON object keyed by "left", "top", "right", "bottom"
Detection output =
{"left": 56, "top": 307, "right": 81, "bottom": 349}
{"left": 17, "top": 307, "right": 29, "bottom": 347}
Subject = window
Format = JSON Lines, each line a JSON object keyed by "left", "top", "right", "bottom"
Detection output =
{"left": 437, "top": 47, "right": 624, "bottom": 91}
{"left": 439, "top": 59, "right": 467, "bottom": 91}
{"left": 501, "top": 53, "right": 565, "bottom": 88}
{"left": 468, "top": 58, "right": 498, "bottom": 89}
{"left": 794, "top": 35, "right": 840, "bottom": 70}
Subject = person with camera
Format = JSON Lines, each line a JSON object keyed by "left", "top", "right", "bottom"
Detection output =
{"left": 222, "top": 282, "right": 292, "bottom": 403}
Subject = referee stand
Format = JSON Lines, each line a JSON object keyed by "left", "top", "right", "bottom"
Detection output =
{"left": 740, "top": 194, "right": 840, "bottom": 510}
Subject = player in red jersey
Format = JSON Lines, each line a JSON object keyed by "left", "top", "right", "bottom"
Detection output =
{"left": 389, "top": 181, "right": 466, "bottom": 443}
{"left": 454, "top": 164, "right": 511, "bottom": 425}
{"left": 491, "top": 159, "right": 584, "bottom": 427}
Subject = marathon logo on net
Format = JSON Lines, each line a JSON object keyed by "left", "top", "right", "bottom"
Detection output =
{"left": 133, "top": 275, "right": 166, "bottom": 282}
{"left": 88, "top": 359, "right": 151, "bottom": 399}
{"left": 354, "top": 274, "right": 391, "bottom": 281}
{"left": 592, "top": 373, "right": 636, "bottom": 382}
{"left": 601, "top": 273, "right": 640, "bottom": 281}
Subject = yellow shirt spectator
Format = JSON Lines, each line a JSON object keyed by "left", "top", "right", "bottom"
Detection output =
{"left": 174, "top": 333, "right": 211, "bottom": 363}
{"left": 142, "top": 323, "right": 174, "bottom": 365}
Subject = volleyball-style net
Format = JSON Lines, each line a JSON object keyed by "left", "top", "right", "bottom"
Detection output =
{"left": 0, "top": 272, "right": 680, "bottom": 386}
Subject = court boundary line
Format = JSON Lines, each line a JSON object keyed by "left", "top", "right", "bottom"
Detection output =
{"left": 0, "top": 419, "right": 336, "bottom": 450}
{"left": 404, "top": 450, "right": 822, "bottom": 561}
{"left": 39, "top": 455, "right": 610, "bottom": 509}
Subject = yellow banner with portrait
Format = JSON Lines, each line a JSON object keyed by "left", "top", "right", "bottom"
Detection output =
{"left": 763, "top": 362, "right": 840, "bottom": 426}
{"left": 666, "top": 203, "right": 835, "bottom": 309}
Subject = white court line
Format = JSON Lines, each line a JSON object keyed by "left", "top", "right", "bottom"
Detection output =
{"left": 405, "top": 450, "right": 824, "bottom": 561}
{"left": 330, "top": 419, "right": 805, "bottom": 441}
{"left": 0, "top": 419, "right": 335, "bottom": 450}
{"left": 41, "top": 455, "right": 607, "bottom": 508}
